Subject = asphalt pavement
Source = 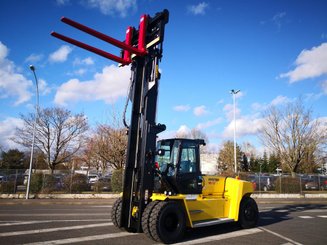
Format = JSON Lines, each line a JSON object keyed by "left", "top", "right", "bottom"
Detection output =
{"left": 0, "top": 198, "right": 326, "bottom": 244}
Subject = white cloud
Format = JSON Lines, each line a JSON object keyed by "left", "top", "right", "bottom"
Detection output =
{"left": 223, "top": 103, "right": 240, "bottom": 121}
{"left": 69, "top": 68, "right": 87, "bottom": 76}
{"left": 251, "top": 95, "right": 293, "bottom": 112}
{"left": 222, "top": 117, "right": 265, "bottom": 139}
{"left": 25, "top": 53, "right": 44, "bottom": 63}
{"left": 176, "top": 125, "right": 191, "bottom": 136}
{"left": 38, "top": 79, "right": 51, "bottom": 95}
{"left": 49, "top": 45, "right": 72, "bottom": 63}
{"left": 196, "top": 117, "right": 222, "bottom": 130}
{"left": 73, "top": 57, "right": 95, "bottom": 66}
{"left": 188, "top": 2, "right": 209, "bottom": 15}
{"left": 0, "top": 117, "right": 24, "bottom": 150}
{"left": 54, "top": 64, "right": 130, "bottom": 105}
{"left": 193, "top": 105, "right": 209, "bottom": 117}
{"left": 279, "top": 42, "right": 327, "bottom": 83}
{"left": 270, "top": 95, "right": 292, "bottom": 106}
{"left": 173, "top": 105, "right": 191, "bottom": 112}
{"left": 0, "top": 41, "right": 32, "bottom": 105}
{"left": 84, "top": 0, "right": 137, "bottom": 17}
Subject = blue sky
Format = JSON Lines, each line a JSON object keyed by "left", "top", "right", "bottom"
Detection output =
{"left": 1, "top": 0, "right": 327, "bottom": 153}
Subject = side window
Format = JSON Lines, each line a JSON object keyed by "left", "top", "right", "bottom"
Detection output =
{"left": 179, "top": 146, "right": 197, "bottom": 174}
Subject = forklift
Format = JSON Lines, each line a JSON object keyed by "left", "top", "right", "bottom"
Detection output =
{"left": 52, "top": 9, "right": 258, "bottom": 244}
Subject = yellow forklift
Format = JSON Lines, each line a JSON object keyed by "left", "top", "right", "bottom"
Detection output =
{"left": 52, "top": 9, "right": 258, "bottom": 244}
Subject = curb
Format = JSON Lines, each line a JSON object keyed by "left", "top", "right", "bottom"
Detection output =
{"left": 1, "top": 193, "right": 327, "bottom": 199}
{"left": 252, "top": 193, "right": 327, "bottom": 198}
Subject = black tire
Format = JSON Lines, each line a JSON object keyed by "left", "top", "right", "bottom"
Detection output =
{"left": 111, "top": 197, "right": 123, "bottom": 229}
{"left": 149, "top": 201, "right": 186, "bottom": 244}
{"left": 141, "top": 201, "right": 159, "bottom": 240}
{"left": 238, "top": 197, "right": 259, "bottom": 229}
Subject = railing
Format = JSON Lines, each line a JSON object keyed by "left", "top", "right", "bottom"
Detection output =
{"left": 0, "top": 169, "right": 112, "bottom": 194}
{"left": 1, "top": 169, "right": 326, "bottom": 195}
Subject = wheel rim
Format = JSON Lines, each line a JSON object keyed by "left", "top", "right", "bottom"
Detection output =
{"left": 244, "top": 203, "right": 256, "bottom": 221}
{"left": 163, "top": 212, "right": 179, "bottom": 232}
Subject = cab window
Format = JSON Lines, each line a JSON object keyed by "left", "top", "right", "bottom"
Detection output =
{"left": 179, "top": 144, "right": 197, "bottom": 174}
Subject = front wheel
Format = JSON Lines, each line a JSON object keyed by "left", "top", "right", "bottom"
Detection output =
{"left": 149, "top": 201, "right": 186, "bottom": 244}
{"left": 238, "top": 197, "right": 259, "bottom": 229}
{"left": 111, "top": 197, "right": 123, "bottom": 229}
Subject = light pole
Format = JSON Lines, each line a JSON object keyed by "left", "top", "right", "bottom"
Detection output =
{"left": 230, "top": 89, "right": 240, "bottom": 174}
{"left": 26, "top": 65, "right": 39, "bottom": 200}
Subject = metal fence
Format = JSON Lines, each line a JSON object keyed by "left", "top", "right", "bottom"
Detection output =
{"left": 239, "top": 173, "right": 327, "bottom": 194}
{"left": 0, "top": 169, "right": 112, "bottom": 194}
{"left": 1, "top": 169, "right": 326, "bottom": 194}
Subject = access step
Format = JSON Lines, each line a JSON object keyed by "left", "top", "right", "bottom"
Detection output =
{"left": 192, "top": 218, "right": 234, "bottom": 228}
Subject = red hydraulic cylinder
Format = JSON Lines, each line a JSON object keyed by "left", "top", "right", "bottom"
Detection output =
{"left": 138, "top": 15, "right": 148, "bottom": 53}
{"left": 123, "top": 27, "right": 133, "bottom": 63}
{"left": 60, "top": 17, "right": 147, "bottom": 57}
{"left": 51, "top": 32, "right": 130, "bottom": 65}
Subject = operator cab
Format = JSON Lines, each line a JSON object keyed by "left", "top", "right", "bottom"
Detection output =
{"left": 155, "top": 138, "right": 205, "bottom": 195}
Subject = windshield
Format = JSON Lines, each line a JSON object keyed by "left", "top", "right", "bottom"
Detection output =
{"left": 156, "top": 140, "right": 175, "bottom": 172}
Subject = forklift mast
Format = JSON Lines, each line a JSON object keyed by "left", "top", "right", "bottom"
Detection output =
{"left": 52, "top": 10, "right": 169, "bottom": 232}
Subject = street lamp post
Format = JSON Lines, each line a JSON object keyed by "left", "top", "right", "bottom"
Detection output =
{"left": 230, "top": 89, "right": 240, "bottom": 174}
{"left": 26, "top": 65, "right": 39, "bottom": 200}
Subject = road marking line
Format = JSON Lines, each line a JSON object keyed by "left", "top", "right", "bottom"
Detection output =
{"left": 298, "top": 216, "right": 313, "bottom": 219}
{"left": 173, "top": 228, "right": 262, "bottom": 245}
{"left": 91, "top": 205, "right": 112, "bottom": 208}
{"left": 0, "top": 219, "right": 110, "bottom": 227}
{"left": 317, "top": 215, "right": 327, "bottom": 218}
{"left": 0, "top": 221, "right": 53, "bottom": 226}
{"left": 302, "top": 209, "right": 327, "bottom": 213}
{"left": 260, "top": 227, "right": 303, "bottom": 245}
{"left": 0, "top": 222, "right": 113, "bottom": 237}
{"left": 24, "top": 232, "right": 136, "bottom": 245}
{"left": 275, "top": 209, "right": 289, "bottom": 213}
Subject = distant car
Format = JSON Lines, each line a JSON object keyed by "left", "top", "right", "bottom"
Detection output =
{"left": 248, "top": 175, "right": 275, "bottom": 192}
{"left": 87, "top": 174, "right": 99, "bottom": 184}
{"left": 0, "top": 175, "right": 8, "bottom": 183}
{"left": 97, "top": 177, "right": 111, "bottom": 191}
{"left": 304, "top": 176, "right": 327, "bottom": 190}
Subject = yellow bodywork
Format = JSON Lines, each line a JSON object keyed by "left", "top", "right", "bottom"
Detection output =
{"left": 151, "top": 176, "right": 254, "bottom": 228}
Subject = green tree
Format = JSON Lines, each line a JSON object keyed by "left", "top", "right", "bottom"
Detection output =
{"left": 249, "top": 154, "right": 260, "bottom": 173}
{"left": 241, "top": 154, "right": 249, "bottom": 172}
{"left": 0, "top": 149, "right": 27, "bottom": 169}
{"left": 268, "top": 153, "right": 280, "bottom": 173}
{"left": 259, "top": 151, "right": 269, "bottom": 173}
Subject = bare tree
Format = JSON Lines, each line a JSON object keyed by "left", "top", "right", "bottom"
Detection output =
{"left": 78, "top": 138, "right": 102, "bottom": 173}
{"left": 175, "top": 128, "right": 209, "bottom": 153}
{"left": 91, "top": 124, "right": 127, "bottom": 170}
{"left": 259, "top": 100, "right": 326, "bottom": 176}
{"left": 13, "top": 107, "right": 88, "bottom": 172}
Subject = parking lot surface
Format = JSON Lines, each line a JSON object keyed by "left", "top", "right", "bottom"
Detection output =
{"left": 0, "top": 198, "right": 326, "bottom": 244}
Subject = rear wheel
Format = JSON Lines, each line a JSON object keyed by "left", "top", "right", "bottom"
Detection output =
{"left": 111, "top": 197, "right": 123, "bottom": 229}
{"left": 238, "top": 197, "right": 259, "bottom": 229}
{"left": 149, "top": 201, "right": 186, "bottom": 244}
